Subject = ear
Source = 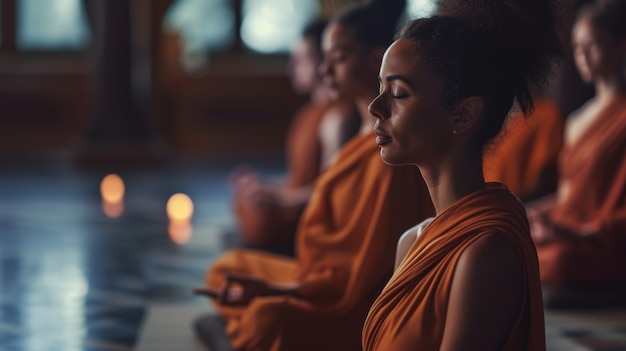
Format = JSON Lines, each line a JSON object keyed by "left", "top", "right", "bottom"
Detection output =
{"left": 450, "top": 96, "right": 484, "bottom": 135}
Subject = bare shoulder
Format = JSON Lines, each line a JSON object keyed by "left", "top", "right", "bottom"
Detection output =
{"left": 457, "top": 233, "right": 523, "bottom": 284}
{"left": 462, "top": 233, "right": 520, "bottom": 261}
{"left": 318, "top": 101, "right": 360, "bottom": 168}
{"left": 324, "top": 100, "right": 357, "bottom": 117}
{"left": 320, "top": 101, "right": 359, "bottom": 130}
{"left": 441, "top": 233, "right": 524, "bottom": 350}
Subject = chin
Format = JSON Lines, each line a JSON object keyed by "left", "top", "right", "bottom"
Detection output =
{"left": 379, "top": 149, "right": 405, "bottom": 167}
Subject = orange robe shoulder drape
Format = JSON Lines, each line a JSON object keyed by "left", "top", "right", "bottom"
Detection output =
{"left": 483, "top": 98, "right": 564, "bottom": 200}
{"left": 538, "top": 95, "right": 626, "bottom": 285}
{"left": 363, "top": 184, "right": 545, "bottom": 351}
{"left": 233, "top": 101, "right": 330, "bottom": 248}
{"left": 207, "top": 131, "right": 435, "bottom": 351}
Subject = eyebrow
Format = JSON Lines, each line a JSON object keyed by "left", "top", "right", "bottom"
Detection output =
{"left": 379, "top": 74, "right": 415, "bottom": 87}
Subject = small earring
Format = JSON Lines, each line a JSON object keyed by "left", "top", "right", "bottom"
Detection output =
{"left": 452, "top": 129, "right": 458, "bottom": 135}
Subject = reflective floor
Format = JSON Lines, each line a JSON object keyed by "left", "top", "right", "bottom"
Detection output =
{"left": 3, "top": 155, "right": 626, "bottom": 351}
{"left": 0, "top": 154, "right": 282, "bottom": 351}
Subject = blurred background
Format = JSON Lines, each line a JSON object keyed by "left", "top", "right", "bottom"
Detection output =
{"left": 0, "top": 0, "right": 597, "bottom": 350}
{"left": 0, "top": 0, "right": 590, "bottom": 160}
{"left": 0, "top": 0, "right": 443, "bottom": 160}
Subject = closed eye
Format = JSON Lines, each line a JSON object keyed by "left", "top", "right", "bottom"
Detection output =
{"left": 392, "top": 93, "right": 409, "bottom": 99}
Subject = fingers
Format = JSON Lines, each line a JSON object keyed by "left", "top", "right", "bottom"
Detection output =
{"left": 219, "top": 283, "right": 246, "bottom": 306}
{"left": 193, "top": 287, "right": 219, "bottom": 298}
{"left": 218, "top": 274, "right": 268, "bottom": 306}
{"left": 224, "top": 273, "right": 247, "bottom": 284}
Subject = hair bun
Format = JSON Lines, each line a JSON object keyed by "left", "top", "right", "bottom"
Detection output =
{"left": 437, "top": 0, "right": 565, "bottom": 115}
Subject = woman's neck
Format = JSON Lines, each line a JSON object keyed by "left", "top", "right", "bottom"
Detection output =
{"left": 419, "top": 147, "right": 486, "bottom": 215}
{"left": 595, "top": 75, "right": 626, "bottom": 100}
{"left": 310, "top": 83, "right": 330, "bottom": 104}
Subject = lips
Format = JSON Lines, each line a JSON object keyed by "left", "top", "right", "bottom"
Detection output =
{"left": 374, "top": 128, "right": 392, "bottom": 146}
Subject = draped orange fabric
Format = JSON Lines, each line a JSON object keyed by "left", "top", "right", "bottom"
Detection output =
{"left": 363, "top": 184, "right": 545, "bottom": 351}
{"left": 233, "top": 102, "right": 330, "bottom": 247}
{"left": 207, "top": 131, "right": 435, "bottom": 351}
{"left": 538, "top": 94, "right": 626, "bottom": 285}
{"left": 483, "top": 98, "right": 564, "bottom": 199}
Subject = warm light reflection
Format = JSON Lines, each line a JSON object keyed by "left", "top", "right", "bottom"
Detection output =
{"left": 102, "top": 200, "right": 124, "bottom": 219}
{"left": 169, "top": 221, "right": 193, "bottom": 245}
{"left": 100, "top": 174, "right": 125, "bottom": 203}
{"left": 167, "top": 193, "right": 194, "bottom": 222}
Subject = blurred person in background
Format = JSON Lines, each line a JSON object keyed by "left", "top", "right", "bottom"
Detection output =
{"left": 229, "top": 19, "right": 359, "bottom": 255}
{"left": 527, "top": 0, "right": 626, "bottom": 308}
{"left": 196, "top": 1, "right": 434, "bottom": 350}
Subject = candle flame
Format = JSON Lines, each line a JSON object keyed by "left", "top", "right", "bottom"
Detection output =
{"left": 167, "top": 193, "right": 194, "bottom": 222}
{"left": 101, "top": 174, "right": 125, "bottom": 203}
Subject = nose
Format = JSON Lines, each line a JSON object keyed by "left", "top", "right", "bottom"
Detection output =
{"left": 368, "top": 93, "right": 388, "bottom": 120}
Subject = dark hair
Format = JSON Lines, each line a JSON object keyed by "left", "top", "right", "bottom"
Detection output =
{"left": 302, "top": 19, "right": 328, "bottom": 57}
{"left": 577, "top": 0, "right": 626, "bottom": 40}
{"left": 399, "top": 1, "right": 562, "bottom": 147}
{"left": 332, "top": 0, "right": 406, "bottom": 49}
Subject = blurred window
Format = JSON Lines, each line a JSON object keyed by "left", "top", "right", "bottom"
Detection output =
{"left": 164, "top": 0, "right": 235, "bottom": 54}
{"left": 17, "top": 0, "right": 90, "bottom": 50}
{"left": 405, "top": 0, "right": 437, "bottom": 20}
{"left": 164, "top": 0, "right": 319, "bottom": 55}
{"left": 241, "top": 0, "right": 319, "bottom": 54}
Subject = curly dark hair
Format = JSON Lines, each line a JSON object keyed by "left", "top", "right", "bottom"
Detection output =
{"left": 332, "top": 0, "right": 406, "bottom": 50}
{"left": 398, "top": 0, "right": 563, "bottom": 147}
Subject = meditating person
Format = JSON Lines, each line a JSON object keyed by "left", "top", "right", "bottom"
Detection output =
{"left": 230, "top": 19, "right": 359, "bottom": 255}
{"left": 527, "top": 0, "right": 626, "bottom": 308}
{"left": 362, "top": 1, "right": 561, "bottom": 349}
{"left": 196, "top": 2, "right": 434, "bottom": 350}
{"left": 483, "top": 93, "right": 564, "bottom": 201}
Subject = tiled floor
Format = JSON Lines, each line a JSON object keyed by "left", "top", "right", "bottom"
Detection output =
{"left": 0, "top": 154, "right": 283, "bottom": 351}
{"left": 2, "top": 154, "right": 626, "bottom": 351}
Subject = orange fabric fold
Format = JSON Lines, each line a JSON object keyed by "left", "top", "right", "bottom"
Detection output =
{"left": 483, "top": 98, "right": 564, "bottom": 199}
{"left": 207, "top": 131, "right": 435, "bottom": 351}
{"left": 538, "top": 95, "right": 626, "bottom": 285}
{"left": 363, "top": 184, "right": 545, "bottom": 351}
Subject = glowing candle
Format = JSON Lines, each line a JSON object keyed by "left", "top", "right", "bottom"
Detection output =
{"left": 101, "top": 174, "right": 125, "bottom": 218}
{"left": 100, "top": 174, "right": 125, "bottom": 203}
{"left": 167, "top": 193, "right": 194, "bottom": 245}
{"left": 167, "top": 193, "right": 194, "bottom": 222}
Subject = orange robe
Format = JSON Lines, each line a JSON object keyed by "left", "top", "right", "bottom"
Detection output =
{"left": 483, "top": 98, "right": 564, "bottom": 200}
{"left": 363, "top": 184, "right": 545, "bottom": 351}
{"left": 538, "top": 95, "right": 626, "bottom": 286}
{"left": 207, "top": 131, "right": 435, "bottom": 351}
{"left": 233, "top": 101, "right": 330, "bottom": 248}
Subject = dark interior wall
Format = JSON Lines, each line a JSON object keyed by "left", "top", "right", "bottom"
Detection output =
{"left": 0, "top": 0, "right": 594, "bottom": 159}
{"left": 159, "top": 56, "right": 308, "bottom": 155}
{"left": 0, "top": 56, "right": 92, "bottom": 153}
{"left": 0, "top": 0, "right": 310, "bottom": 158}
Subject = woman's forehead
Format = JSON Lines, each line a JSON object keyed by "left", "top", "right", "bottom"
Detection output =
{"left": 382, "top": 39, "right": 423, "bottom": 71}
{"left": 323, "top": 23, "right": 360, "bottom": 48}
